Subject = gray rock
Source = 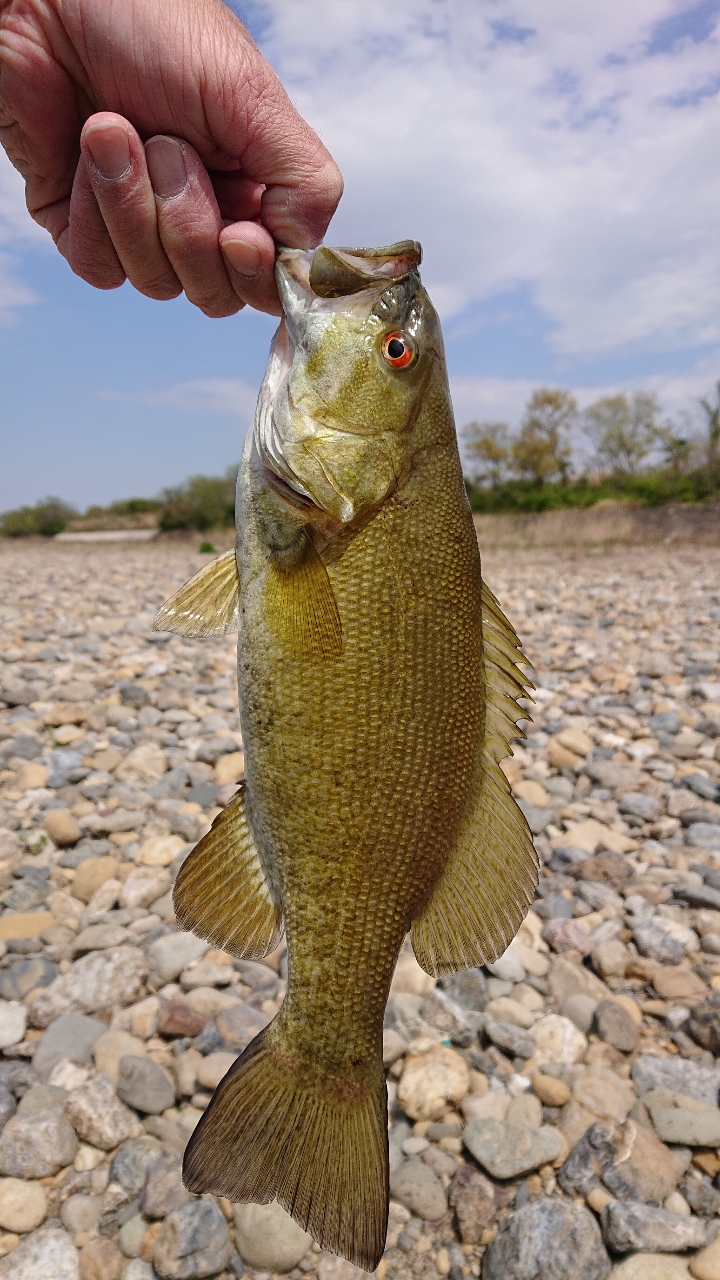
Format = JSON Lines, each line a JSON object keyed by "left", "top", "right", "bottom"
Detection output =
{"left": 449, "top": 1166, "right": 496, "bottom": 1244}
{"left": 153, "top": 1199, "right": 232, "bottom": 1279}
{"left": 0, "top": 956, "right": 57, "bottom": 1000}
{"left": 0, "top": 1084, "right": 16, "bottom": 1129}
{"left": 483, "top": 1016, "right": 535, "bottom": 1060}
{"left": 17, "top": 1083, "right": 67, "bottom": 1115}
{"left": 674, "top": 883, "right": 720, "bottom": 910}
{"left": 632, "top": 1054, "right": 720, "bottom": 1105}
{"left": 633, "top": 922, "right": 685, "bottom": 965}
{"left": 32, "top": 1012, "right": 106, "bottom": 1079}
{"left": 419, "top": 988, "right": 475, "bottom": 1046}
{"left": 121, "top": 1262, "right": 154, "bottom": 1280}
{"left": 141, "top": 1155, "right": 192, "bottom": 1218}
{"left": 119, "top": 1213, "right": 149, "bottom": 1259}
{"left": 687, "top": 822, "right": 720, "bottom": 851}
{"left": 594, "top": 1001, "right": 639, "bottom": 1053}
{"left": 146, "top": 932, "right": 209, "bottom": 986}
{"left": 688, "top": 1000, "right": 720, "bottom": 1055}
{"left": 0, "top": 1062, "right": 37, "bottom": 1099}
{"left": 65, "top": 1072, "right": 138, "bottom": 1150}
{"left": 482, "top": 1197, "right": 610, "bottom": 1280}
{"left": 517, "top": 801, "right": 553, "bottom": 834}
{"left": 535, "top": 893, "right": 573, "bottom": 920}
{"left": 389, "top": 1160, "right": 447, "bottom": 1221}
{"left": 60, "top": 1192, "right": 102, "bottom": 1234}
{"left": 214, "top": 1002, "right": 270, "bottom": 1052}
{"left": 72, "top": 923, "right": 129, "bottom": 954}
{"left": 233, "top": 1200, "right": 311, "bottom": 1272}
{"left": 557, "top": 1119, "right": 681, "bottom": 1206}
{"left": 464, "top": 1119, "right": 564, "bottom": 1180}
{"left": 29, "top": 947, "right": 147, "bottom": 1028}
{"left": 575, "top": 881, "right": 624, "bottom": 912}
{"left": 600, "top": 1199, "right": 707, "bottom": 1252}
{"left": 439, "top": 968, "right": 488, "bottom": 1011}
{"left": 0, "top": 1226, "right": 79, "bottom": 1280}
{"left": 683, "top": 1174, "right": 720, "bottom": 1216}
{"left": 619, "top": 792, "right": 661, "bottom": 822}
{"left": 562, "top": 994, "right": 599, "bottom": 1035}
{"left": 3, "top": 881, "right": 49, "bottom": 912}
{"left": 117, "top": 1055, "right": 175, "bottom": 1114}
{"left": 643, "top": 1091, "right": 720, "bottom": 1146}
{"left": 109, "top": 1135, "right": 163, "bottom": 1197}
{"left": 0, "top": 1108, "right": 78, "bottom": 1177}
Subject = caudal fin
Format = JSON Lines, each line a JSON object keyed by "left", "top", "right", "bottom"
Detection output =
{"left": 183, "top": 1025, "right": 389, "bottom": 1270}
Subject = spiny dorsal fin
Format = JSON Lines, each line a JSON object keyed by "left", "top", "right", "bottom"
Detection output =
{"left": 411, "top": 580, "right": 538, "bottom": 976}
{"left": 265, "top": 530, "right": 342, "bottom": 660}
{"left": 173, "top": 784, "right": 283, "bottom": 959}
{"left": 153, "top": 548, "right": 239, "bottom": 638}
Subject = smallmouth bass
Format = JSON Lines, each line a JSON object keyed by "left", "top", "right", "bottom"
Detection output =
{"left": 154, "top": 241, "right": 537, "bottom": 1269}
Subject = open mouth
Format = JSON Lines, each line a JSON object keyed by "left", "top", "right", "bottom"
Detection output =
{"left": 262, "top": 466, "right": 319, "bottom": 512}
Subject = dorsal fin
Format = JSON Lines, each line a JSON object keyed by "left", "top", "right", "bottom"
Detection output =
{"left": 153, "top": 548, "right": 239, "bottom": 638}
{"left": 411, "top": 581, "right": 539, "bottom": 976}
{"left": 173, "top": 784, "right": 283, "bottom": 959}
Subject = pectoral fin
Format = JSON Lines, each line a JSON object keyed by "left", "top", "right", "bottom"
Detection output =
{"left": 173, "top": 784, "right": 283, "bottom": 959}
{"left": 412, "top": 581, "right": 539, "bottom": 975}
{"left": 153, "top": 548, "right": 239, "bottom": 638}
{"left": 265, "top": 530, "right": 342, "bottom": 660}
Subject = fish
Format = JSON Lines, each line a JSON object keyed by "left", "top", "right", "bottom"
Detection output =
{"left": 153, "top": 240, "right": 537, "bottom": 1269}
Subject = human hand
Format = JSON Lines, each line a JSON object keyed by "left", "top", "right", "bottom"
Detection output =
{"left": 0, "top": 0, "right": 342, "bottom": 315}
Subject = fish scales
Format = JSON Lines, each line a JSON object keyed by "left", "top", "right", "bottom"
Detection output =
{"left": 239, "top": 420, "right": 483, "bottom": 1072}
{"left": 155, "top": 240, "right": 537, "bottom": 1268}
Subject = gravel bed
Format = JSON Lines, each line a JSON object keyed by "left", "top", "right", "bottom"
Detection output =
{"left": 0, "top": 539, "right": 719, "bottom": 1280}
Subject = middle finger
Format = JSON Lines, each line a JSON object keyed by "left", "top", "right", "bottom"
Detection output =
{"left": 146, "top": 136, "right": 246, "bottom": 318}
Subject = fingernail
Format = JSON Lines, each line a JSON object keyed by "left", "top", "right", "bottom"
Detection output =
{"left": 223, "top": 239, "right": 262, "bottom": 278}
{"left": 85, "top": 124, "right": 131, "bottom": 181}
{"left": 146, "top": 136, "right": 188, "bottom": 199}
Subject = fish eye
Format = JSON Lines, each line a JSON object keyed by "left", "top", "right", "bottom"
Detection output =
{"left": 381, "top": 331, "right": 416, "bottom": 369}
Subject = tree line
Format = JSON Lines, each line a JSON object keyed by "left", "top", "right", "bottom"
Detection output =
{"left": 462, "top": 383, "right": 720, "bottom": 512}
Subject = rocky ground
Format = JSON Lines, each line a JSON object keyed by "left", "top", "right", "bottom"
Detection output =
{"left": 0, "top": 539, "right": 719, "bottom": 1280}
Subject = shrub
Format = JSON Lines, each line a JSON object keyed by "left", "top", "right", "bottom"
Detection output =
{"left": 159, "top": 467, "right": 237, "bottom": 531}
{"left": 0, "top": 497, "right": 76, "bottom": 537}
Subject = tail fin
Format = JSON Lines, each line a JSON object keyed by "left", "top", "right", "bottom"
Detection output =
{"left": 183, "top": 1025, "right": 389, "bottom": 1270}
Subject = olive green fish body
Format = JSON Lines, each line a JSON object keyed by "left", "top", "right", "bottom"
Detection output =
{"left": 238, "top": 383, "right": 483, "bottom": 1085}
{"left": 157, "top": 241, "right": 538, "bottom": 1269}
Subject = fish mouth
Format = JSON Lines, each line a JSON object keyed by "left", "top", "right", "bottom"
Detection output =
{"left": 261, "top": 465, "right": 319, "bottom": 512}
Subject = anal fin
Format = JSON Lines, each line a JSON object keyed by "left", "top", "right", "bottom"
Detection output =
{"left": 411, "top": 579, "right": 539, "bottom": 976}
{"left": 173, "top": 784, "right": 283, "bottom": 959}
{"left": 153, "top": 548, "right": 239, "bottom": 638}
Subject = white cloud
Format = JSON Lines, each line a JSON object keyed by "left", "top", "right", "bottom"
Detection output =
{"left": 0, "top": 151, "right": 46, "bottom": 322}
{"left": 102, "top": 377, "right": 259, "bottom": 419}
{"left": 252, "top": 0, "right": 720, "bottom": 359}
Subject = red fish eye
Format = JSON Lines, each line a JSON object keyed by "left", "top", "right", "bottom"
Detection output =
{"left": 382, "top": 332, "right": 415, "bottom": 369}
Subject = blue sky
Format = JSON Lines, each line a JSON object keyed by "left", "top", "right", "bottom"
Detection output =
{"left": 1, "top": 0, "right": 720, "bottom": 510}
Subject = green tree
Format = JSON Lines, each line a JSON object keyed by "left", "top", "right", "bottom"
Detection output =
{"left": 699, "top": 381, "right": 720, "bottom": 470}
{"left": 511, "top": 388, "right": 576, "bottom": 485}
{"left": 0, "top": 497, "right": 76, "bottom": 537}
{"left": 159, "top": 466, "right": 237, "bottom": 531}
{"left": 461, "top": 421, "right": 510, "bottom": 486}
{"left": 583, "top": 392, "right": 659, "bottom": 476}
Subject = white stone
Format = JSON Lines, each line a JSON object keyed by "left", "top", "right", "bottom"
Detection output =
{"left": 0, "top": 1002, "right": 26, "bottom": 1050}
{"left": 0, "top": 1227, "right": 78, "bottom": 1280}
{"left": 0, "top": 1179, "right": 47, "bottom": 1233}
{"left": 530, "top": 1014, "right": 588, "bottom": 1065}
